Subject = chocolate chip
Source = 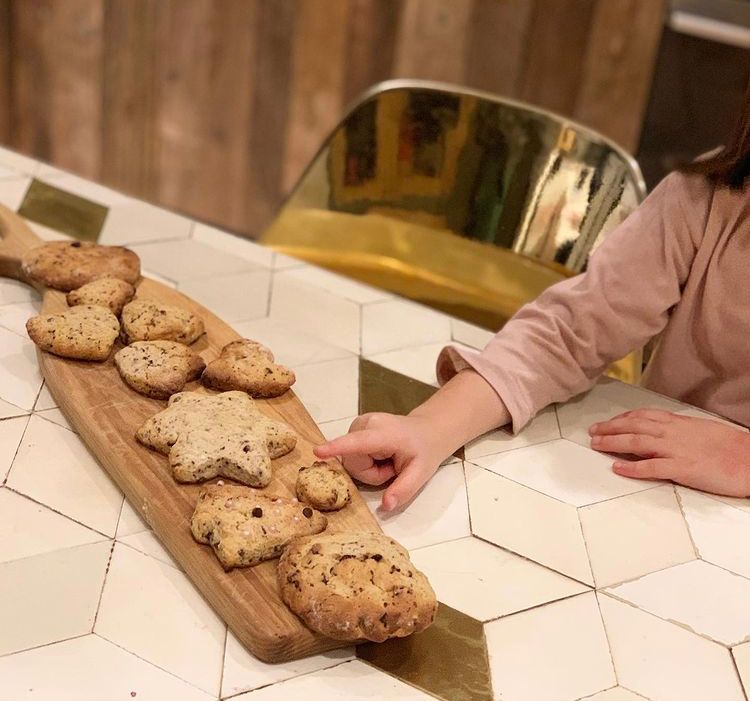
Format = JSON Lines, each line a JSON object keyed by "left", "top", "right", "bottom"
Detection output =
{"left": 70, "top": 241, "right": 81, "bottom": 248}
{"left": 310, "top": 544, "right": 321, "bottom": 555}
{"left": 252, "top": 507, "right": 263, "bottom": 517}
{"left": 243, "top": 445, "right": 251, "bottom": 453}
{"left": 372, "top": 554, "right": 383, "bottom": 562}
{"left": 302, "top": 507, "right": 313, "bottom": 518}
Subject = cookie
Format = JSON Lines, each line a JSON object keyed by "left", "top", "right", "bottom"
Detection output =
{"left": 136, "top": 391, "right": 297, "bottom": 487}
{"left": 22, "top": 240, "right": 140, "bottom": 292}
{"left": 26, "top": 305, "right": 120, "bottom": 361}
{"left": 66, "top": 276, "right": 136, "bottom": 316}
{"left": 121, "top": 299, "right": 204, "bottom": 345}
{"left": 202, "top": 340, "right": 295, "bottom": 398}
{"left": 191, "top": 484, "right": 327, "bottom": 569}
{"left": 114, "top": 341, "right": 206, "bottom": 399}
{"left": 278, "top": 532, "right": 437, "bottom": 642}
{"left": 296, "top": 461, "right": 351, "bottom": 512}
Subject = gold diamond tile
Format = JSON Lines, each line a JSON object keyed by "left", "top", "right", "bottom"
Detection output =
{"left": 357, "top": 603, "right": 493, "bottom": 701}
{"left": 18, "top": 179, "right": 108, "bottom": 241}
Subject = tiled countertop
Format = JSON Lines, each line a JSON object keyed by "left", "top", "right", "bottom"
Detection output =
{"left": 2, "top": 145, "right": 750, "bottom": 701}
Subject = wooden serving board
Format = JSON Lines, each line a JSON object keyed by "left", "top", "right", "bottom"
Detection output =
{"left": 0, "top": 204, "right": 381, "bottom": 663}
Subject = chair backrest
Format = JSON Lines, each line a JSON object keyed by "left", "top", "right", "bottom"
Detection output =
{"left": 262, "top": 80, "right": 646, "bottom": 371}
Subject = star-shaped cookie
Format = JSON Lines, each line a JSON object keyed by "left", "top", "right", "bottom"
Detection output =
{"left": 136, "top": 391, "right": 297, "bottom": 487}
{"left": 202, "top": 340, "right": 295, "bottom": 397}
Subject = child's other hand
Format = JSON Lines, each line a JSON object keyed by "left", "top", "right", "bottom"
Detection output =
{"left": 314, "top": 413, "right": 450, "bottom": 512}
{"left": 589, "top": 409, "right": 750, "bottom": 497}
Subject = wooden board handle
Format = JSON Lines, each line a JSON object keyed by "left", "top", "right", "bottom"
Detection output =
{"left": 0, "top": 204, "right": 41, "bottom": 283}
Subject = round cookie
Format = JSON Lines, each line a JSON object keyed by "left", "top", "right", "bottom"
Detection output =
{"left": 22, "top": 240, "right": 140, "bottom": 292}
{"left": 295, "top": 461, "right": 351, "bottom": 512}
{"left": 278, "top": 532, "right": 437, "bottom": 642}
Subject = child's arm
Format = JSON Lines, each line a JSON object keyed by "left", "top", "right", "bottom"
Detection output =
{"left": 317, "top": 172, "right": 713, "bottom": 509}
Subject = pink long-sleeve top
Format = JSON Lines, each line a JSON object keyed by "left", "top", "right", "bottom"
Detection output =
{"left": 437, "top": 171, "right": 750, "bottom": 431}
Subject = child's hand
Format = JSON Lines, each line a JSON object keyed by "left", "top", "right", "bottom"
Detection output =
{"left": 314, "top": 412, "right": 452, "bottom": 512}
{"left": 589, "top": 409, "right": 750, "bottom": 497}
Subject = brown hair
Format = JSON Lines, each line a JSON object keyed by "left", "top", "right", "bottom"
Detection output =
{"left": 681, "top": 78, "right": 750, "bottom": 188}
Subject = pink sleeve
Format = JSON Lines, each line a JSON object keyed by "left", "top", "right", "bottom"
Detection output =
{"left": 437, "top": 172, "right": 713, "bottom": 432}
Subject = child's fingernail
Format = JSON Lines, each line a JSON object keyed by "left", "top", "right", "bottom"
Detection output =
{"left": 589, "top": 424, "right": 599, "bottom": 435}
{"left": 382, "top": 495, "right": 397, "bottom": 511}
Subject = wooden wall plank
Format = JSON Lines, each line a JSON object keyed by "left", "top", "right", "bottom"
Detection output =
{"left": 465, "top": 0, "right": 534, "bottom": 97}
{"left": 0, "top": 0, "right": 11, "bottom": 143}
{"left": 519, "top": 0, "right": 596, "bottom": 115}
{"left": 282, "top": 0, "right": 351, "bottom": 193}
{"left": 343, "top": 0, "right": 400, "bottom": 104}
{"left": 10, "top": 0, "right": 103, "bottom": 176}
{"left": 101, "top": 0, "right": 160, "bottom": 196}
{"left": 245, "top": 0, "right": 297, "bottom": 232}
{"left": 393, "top": 0, "right": 473, "bottom": 83}
{"left": 154, "top": 0, "right": 258, "bottom": 231}
{"left": 575, "top": 0, "right": 668, "bottom": 151}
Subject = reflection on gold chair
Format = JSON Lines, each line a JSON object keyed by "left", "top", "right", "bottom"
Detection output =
{"left": 262, "top": 80, "right": 646, "bottom": 383}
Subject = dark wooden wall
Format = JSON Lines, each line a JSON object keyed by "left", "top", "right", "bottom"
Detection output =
{"left": 0, "top": 0, "right": 666, "bottom": 237}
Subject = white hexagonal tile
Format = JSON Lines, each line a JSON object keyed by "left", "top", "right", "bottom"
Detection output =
{"left": 7, "top": 416, "right": 122, "bottom": 536}
{"left": 580, "top": 689, "right": 648, "bottom": 701}
{"left": 471, "top": 439, "right": 653, "bottom": 507}
{"left": 0, "top": 489, "right": 104, "bottom": 563}
{"left": 131, "top": 238, "right": 256, "bottom": 284}
{"left": 0, "top": 176, "right": 31, "bottom": 210}
{"left": 678, "top": 486, "right": 750, "bottom": 579}
{"left": 231, "top": 659, "right": 434, "bottom": 700}
{"left": 0, "top": 277, "right": 39, "bottom": 306}
{"left": 270, "top": 270, "right": 361, "bottom": 354}
{"left": 35, "top": 407, "right": 74, "bottom": 432}
{"left": 361, "top": 299, "right": 451, "bottom": 356}
{"left": 231, "top": 317, "right": 354, "bottom": 368}
{"left": 464, "top": 405, "right": 560, "bottom": 460}
{"left": 485, "top": 592, "right": 615, "bottom": 701}
{"left": 95, "top": 544, "right": 225, "bottom": 695}
{"left": 557, "top": 377, "right": 686, "bottom": 448}
{"left": 193, "top": 221, "right": 274, "bottom": 268}
{"left": 579, "top": 485, "right": 695, "bottom": 587}
{"left": 732, "top": 641, "right": 750, "bottom": 699}
{"left": 0, "top": 541, "right": 112, "bottom": 655}
{"left": 222, "top": 630, "right": 353, "bottom": 698}
{"left": 280, "top": 266, "right": 391, "bottom": 304}
{"left": 608, "top": 560, "right": 750, "bottom": 646}
{"left": 34, "top": 382, "right": 57, "bottom": 411}
{"left": 410, "top": 536, "right": 588, "bottom": 622}
{"left": 599, "top": 593, "right": 744, "bottom": 701}
{"left": 365, "top": 342, "right": 445, "bottom": 387}
{"left": 293, "top": 358, "right": 359, "bottom": 424}
{"left": 0, "top": 146, "right": 40, "bottom": 176}
{"left": 0, "top": 634, "right": 214, "bottom": 701}
{"left": 178, "top": 269, "right": 271, "bottom": 323}
{"left": 0, "top": 327, "right": 43, "bottom": 411}
{"left": 0, "top": 299, "right": 41, "bottom": 337}
{"left": 450, "top": 318, "right": 494, "bottom": 350}
{"left": 0, "top": 415, "right": 29, "bottom": 482}
{"left": 118, "top": 531, "right": 178, "bottom": 569}
{"left": 0, "top": 398, "right": 28, "bottom": 420}
{"left": 99, "top": 199, "right": 193, "bottom": 246}
{"left": 115, "top": 498, "right": 149, "bottom": 537}
{"left": 465, "top": 462, "right": 593, "bottom": 584}
{"left": 360, "top": 460, "right": 470, "bottom": 551}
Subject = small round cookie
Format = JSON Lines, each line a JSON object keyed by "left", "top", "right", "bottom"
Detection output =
{"left": 121, "top": 299, "right": 204, "bottom": 345}
{"left": 22, "top": 240, "right": 140, "bottom": 291}
{"left": 114, "top": 340, "right": 206, "bottom": 399}
{"left": 296, "top": 461, "right": 351, "bottom": 512}
{"left": 278, "top": 532, "right": 437, "bottom": 642}
{"left": 67, "top": 276, "right": 136, "bottom": 316}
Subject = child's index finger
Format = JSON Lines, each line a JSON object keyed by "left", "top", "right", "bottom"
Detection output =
{"left": 314, "top": 429, "right": 395, "bottom": 459}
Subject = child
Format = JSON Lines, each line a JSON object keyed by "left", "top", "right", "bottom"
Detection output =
{"left": 315, "top": 83, "right": 750, "bottom": 511}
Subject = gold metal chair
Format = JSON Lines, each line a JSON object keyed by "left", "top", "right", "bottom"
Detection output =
{"left": 261, "top": 80, "right": 646, "bottom": 383}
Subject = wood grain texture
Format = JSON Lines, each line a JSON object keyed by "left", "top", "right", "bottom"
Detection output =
{"left": 0, "top": 203, "right": 380, "bottom": 663}
{"left": 575, "top": 0, "right": 668, "bottom": 151}
{"left": 1, "top": 0, "right": 665, "bottom": 235}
